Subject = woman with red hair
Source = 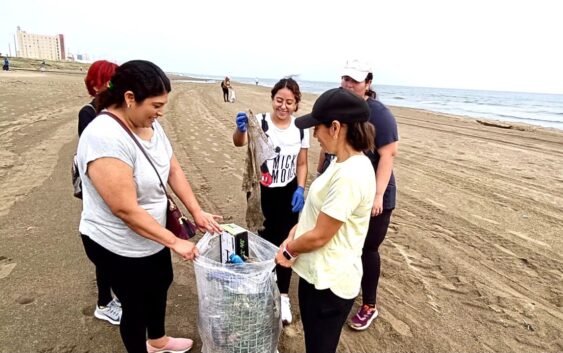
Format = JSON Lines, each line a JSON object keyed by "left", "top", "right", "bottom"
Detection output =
{"left": 78, "top": 60, "right": 118, "bottom": 136}
{"left": 77, "top": 60, "right": 123, "bottom": 325}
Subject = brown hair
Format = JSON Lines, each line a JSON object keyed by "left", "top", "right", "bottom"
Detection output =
{"left": 323, "top": 120, "right": 375, "bottom": 152}
{"left": 365, "top": 72, "right": 377, "bottom": 99}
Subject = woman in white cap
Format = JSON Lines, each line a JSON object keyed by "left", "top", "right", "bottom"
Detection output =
{"left": 340, "top": 59, "right": 399, "bottom": 331}
{"left": 276, "top": 88, "right": 376, "bottom": 353}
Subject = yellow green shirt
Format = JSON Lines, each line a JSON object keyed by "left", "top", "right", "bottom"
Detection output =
{"left": 292, "top": 154, "right": 376, "bottom": 299}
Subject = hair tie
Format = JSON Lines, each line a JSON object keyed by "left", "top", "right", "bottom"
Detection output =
{"left": 107, "top": 81, "right": 114, "bottom": 90}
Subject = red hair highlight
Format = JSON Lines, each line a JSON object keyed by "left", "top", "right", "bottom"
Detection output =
{"left": 84, "top": 60, "right": 118, "bottom": 97}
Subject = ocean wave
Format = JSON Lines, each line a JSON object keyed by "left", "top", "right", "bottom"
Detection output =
{"left": 177, "top": 75, "right": 563, "bottom": 130}
{"left": 495, "top": 114, "right": 562, "bottom": 124}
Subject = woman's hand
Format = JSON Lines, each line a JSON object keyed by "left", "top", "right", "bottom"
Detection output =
{"left": 275, "top": 234, "right": 297, "bottom": 268}
{"left": 171, "top": 238, "right": 199, "bottom": 261}
{"left": 372, "top": 194, "right": 384, "bottom": 217}
{"left": 193, "top": 210, "right": 223, "bottom": 234}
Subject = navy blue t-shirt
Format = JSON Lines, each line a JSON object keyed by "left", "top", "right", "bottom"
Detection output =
{"left": 365, "top": 98, "right": 399, "bottom": 210}
{"left": 78, "top": 99, "right": 97, "bottom": 137}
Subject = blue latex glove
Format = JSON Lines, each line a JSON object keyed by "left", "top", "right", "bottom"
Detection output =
{"left": 291, "top": 186, "right": 305, "bottom": 213}
{"left": 235, "top": 112, "right": 248, "bottom": 132}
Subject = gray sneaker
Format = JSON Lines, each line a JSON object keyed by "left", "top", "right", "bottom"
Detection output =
{"left": 94, "top": 302, "right": 122, "bottom": 325}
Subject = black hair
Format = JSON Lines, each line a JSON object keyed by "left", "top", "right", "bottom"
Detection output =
{"left": 271, "top": 77, "right": 302, "bottom": 112}
{"left": 96, "top": 60, "right": 171, "bottom": 112}
{"left": 322, "top": 121, "right": 375, "bottom": 152}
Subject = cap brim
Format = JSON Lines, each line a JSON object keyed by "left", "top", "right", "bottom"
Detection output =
{"left": 342, "top": 68, "right": 368, "bottom": 82}
{"left": 295, "top": 113, "right": 318, "bottom": 129}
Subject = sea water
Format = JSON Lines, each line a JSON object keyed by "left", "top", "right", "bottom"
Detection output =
{"left": 180, "top": 74, "right": 563, "bottom": 131}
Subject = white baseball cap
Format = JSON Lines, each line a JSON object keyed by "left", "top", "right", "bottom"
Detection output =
{"left": 342, "top": 59, "right": 373, "bottom": 82}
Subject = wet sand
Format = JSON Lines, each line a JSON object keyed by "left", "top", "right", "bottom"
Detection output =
{"left": 0, "top": 71, "right": 562, "bottom": 352}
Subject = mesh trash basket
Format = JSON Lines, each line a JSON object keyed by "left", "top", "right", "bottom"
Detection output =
{"left": 194, "top": 231, "right": 281, "bottom": 353}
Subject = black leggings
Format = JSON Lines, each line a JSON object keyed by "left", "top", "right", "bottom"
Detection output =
{"left": 81, "top": 234, "right": 114, "bottom": 307}
{"left": 222, "top": 88, "right": 229, "bottom": 102}
{"left": 81, "top": 235, "right": 173, "bottom": 353}
{"left": 298, "top": 278, "right": 354, "bottom": 353}
{"left": 259, "top": 178, "right": 298, "bottom": 294}
{"left": 361, "top": 209, "right": 393, "bottom": 305}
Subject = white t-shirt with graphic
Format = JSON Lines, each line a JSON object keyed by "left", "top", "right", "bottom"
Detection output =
{"left": 292, "top": 154, "right": 376, "bottom": 299}
{"left": 259, "top": 113, "right": 310, "bottom": 188}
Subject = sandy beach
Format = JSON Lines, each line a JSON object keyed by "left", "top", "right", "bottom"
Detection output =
{"left": 0, "top": 70, "right": 562, "bottom": 353}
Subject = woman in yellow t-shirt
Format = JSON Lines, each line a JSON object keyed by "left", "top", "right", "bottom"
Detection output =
{"left": 276, "top": 88, "right": 376, "bottom": 353}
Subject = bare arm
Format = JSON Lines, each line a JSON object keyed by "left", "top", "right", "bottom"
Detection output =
{"left": 275, "top": 212, "right": 343, "bottom": 267}
{"left": 232, "top": 128, "right": 248, "bottom": 146}
{"left": 372, "top": 141, "right": 398, "bottom": 216}
{"left": 296, "top": 148, "right": 308, "bottom": 188}
{"left": 88, "top": 157, "right": 200, "bottom": 259}
{"left": 167, "top": 155, "right": 222, "bottom": 234}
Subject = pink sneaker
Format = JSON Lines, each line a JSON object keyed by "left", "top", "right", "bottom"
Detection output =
{"left": 146, "top": 336, "right": 193, "bottom": 353}
{"left": 349, "top": 304, "right": 379, "bottom": 331}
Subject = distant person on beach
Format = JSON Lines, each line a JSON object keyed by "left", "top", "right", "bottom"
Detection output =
{"left": 76, "top": 60, "right": 121, "bottom": 326}
{"left": 78, "top": 60, "right": 118, "bottom": 136}
{"left": 2, "top": 57, "right": 9, "bottom": 71}
{"left": 276, "top": 88, "right": 376, "bottom": 353}
{"left": 228, "top": 85, "right": 236, "bottom": 103}
{"left": 233, "top": 77, "right": 309, "bottom": 325}
{"left": 77, "top": 59, "right": 222, "bottom": 353}
{"left": 336, "top": 59, "right": 399, "bottom": 331}
{"left": 221, "top": 76, "right": 231, "bottom": 102}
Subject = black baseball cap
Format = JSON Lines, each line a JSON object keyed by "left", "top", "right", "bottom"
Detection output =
{"left": 295, "top": 88, "right": 370, "bottom": 129}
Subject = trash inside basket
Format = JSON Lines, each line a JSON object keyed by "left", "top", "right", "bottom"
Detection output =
{"left": 194, "top": 231, "right": 281, "bottom": 353}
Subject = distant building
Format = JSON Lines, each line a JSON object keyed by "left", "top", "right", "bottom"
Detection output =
{"left": 16, "top": 26, "right": 65, "bottom": 61}
{"left": 64, "top": 51, "right": 91, "bottom": 63}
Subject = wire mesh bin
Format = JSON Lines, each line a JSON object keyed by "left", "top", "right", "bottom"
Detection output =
{"left": 194, "top": 231, "right": 281, "bottom": 353}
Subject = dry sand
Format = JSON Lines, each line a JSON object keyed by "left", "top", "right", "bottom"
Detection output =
{"left": 0, "top": 71, "right": 562, "bottom": 353}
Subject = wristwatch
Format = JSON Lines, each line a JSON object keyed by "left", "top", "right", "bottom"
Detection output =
{"left": 282, "top": 245, "right": 296, "bottom": 261}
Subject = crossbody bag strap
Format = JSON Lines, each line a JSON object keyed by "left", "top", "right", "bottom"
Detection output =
{"left": 104, "top": 111, "right": 171, "bottom": 198}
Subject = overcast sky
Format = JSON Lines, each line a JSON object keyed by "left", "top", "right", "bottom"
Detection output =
{"left": 2, "top": 0, "right": 562, "bottom": 94}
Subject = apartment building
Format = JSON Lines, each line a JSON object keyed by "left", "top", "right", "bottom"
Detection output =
{"left": 16, "top": 27, "right": 65, "bottom": 61}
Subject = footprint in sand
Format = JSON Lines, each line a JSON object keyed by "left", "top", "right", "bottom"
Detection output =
{"left": 81, "top": 305, "right": 94, "bottom": 317}
{"left": 15, "top": 295, "right": 34, "bottom": 305}
{"left": 381, "top": 309, "right": 413, "bottom": 337}
{"left": 0, "top": 256, "right": 17, "bottom": 280}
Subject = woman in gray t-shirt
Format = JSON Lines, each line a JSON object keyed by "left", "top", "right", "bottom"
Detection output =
{"left": 77, "top": 60, "right": 222, "bottom": 353}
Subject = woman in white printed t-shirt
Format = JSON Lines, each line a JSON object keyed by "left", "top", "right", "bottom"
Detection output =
{"left": 78, "top": 60, "right": 222, "bottom": 353}
{"left": 276, "top": 88, "right": 376, "bottom": 353}
{"left": 232, "top": 77, "right": 309, "bottom": 325}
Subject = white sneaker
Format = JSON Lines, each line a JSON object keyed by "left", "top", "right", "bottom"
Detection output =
{"left": 110, "top": 297, "right": 121, "bottom": 308}
{"left": 94, "top": 301, "right": 122, "bottom": 325}
{"left": 281, "top": 295, "right": 292, "bottom": 325}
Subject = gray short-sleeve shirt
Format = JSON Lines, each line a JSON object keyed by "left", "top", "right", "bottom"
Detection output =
{"left": 77, "top": 113, "right": 173, "bottom": 257}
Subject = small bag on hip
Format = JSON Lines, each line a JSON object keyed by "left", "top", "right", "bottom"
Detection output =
{"left": 166, "top": 197, "right": 197, "bottom": 240}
